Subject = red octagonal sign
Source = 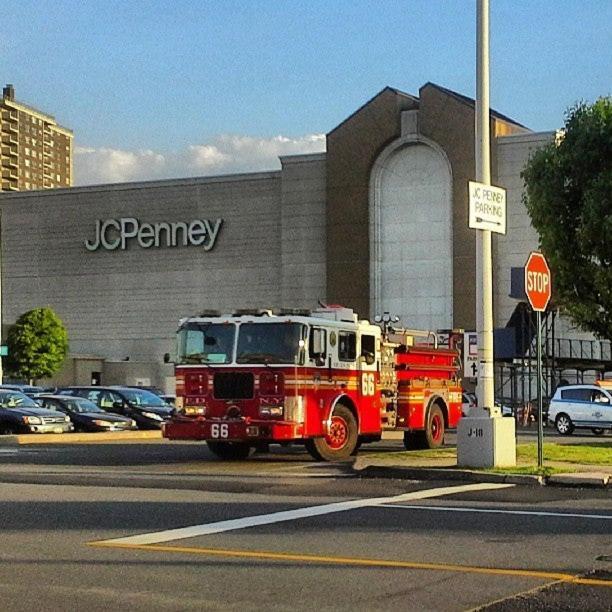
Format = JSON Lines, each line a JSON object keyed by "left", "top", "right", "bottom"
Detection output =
{"left": 525, "top": 252, "right": 552, "bottom": 312}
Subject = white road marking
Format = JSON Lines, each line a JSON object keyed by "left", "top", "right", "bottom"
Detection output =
{"left": 98, "top": 482, "right": 513, "bottom": 546}
{"left": 380, "top": 503, "right": 612, "bottom": 520}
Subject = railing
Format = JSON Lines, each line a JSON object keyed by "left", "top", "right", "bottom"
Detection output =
{"left": 550, "top": 338, "right": 611, "bottom": 362}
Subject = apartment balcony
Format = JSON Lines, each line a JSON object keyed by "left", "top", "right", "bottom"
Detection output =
{"left": 1, "top": 179, "right": 19, "bottom": 191}
{"left": 1, "top": 132, "right": 17, "bottom": 145}
{"left": 1, "top": 109, "right": 18, "bottom": 121}
{"left": 2, "top": 157, "right": 18, "bottom": 169}
{"left": 1, "top": 122, "right": 18, "bottom": 134}
{"left": 1, "top": 145, "right": 17, "bottom": 157}
{"left": 2, "top": 167, "right": 18, "bottom": 180}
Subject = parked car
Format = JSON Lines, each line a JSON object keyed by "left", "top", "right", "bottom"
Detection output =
{"left": 0, "top": 390, "right": 73, "bottom": 435}
{"left": 57, "top": 386, "right": 173, "bottom": 429}
{"left": 36, "top": 395, "right": 137, "bottom": 432}
{"left": 0, "top": 384, "right": 45, "bottom": 397}
{"left": 548, "top": 384, "right": 612, "bottom": 435}
{"left": 462, "top": 392, "right": 477, "bottom": 416}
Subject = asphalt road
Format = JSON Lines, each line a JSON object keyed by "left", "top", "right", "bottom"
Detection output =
{"left": 0, "top": 438, "right": 611, "bottom": 611}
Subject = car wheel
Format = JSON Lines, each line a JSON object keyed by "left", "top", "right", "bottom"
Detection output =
{"left": 555, "top": 413, "right": 574, "bottom": 435}
{"left": 591, "top": 428, "right": 605, "bottom": 436}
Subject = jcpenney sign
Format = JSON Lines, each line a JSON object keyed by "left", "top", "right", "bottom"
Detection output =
{"left": 85, "top": 217, "right": 223, "bottom": 251}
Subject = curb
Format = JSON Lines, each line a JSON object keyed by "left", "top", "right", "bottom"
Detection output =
{"left": 352, "top": 462, "right": 610, "bottom": 488}
{"left": 547, "top": 472, "right": 610, "bottom": 488}
{"left": 353, "top": 464, "right": 545, "bottom": 486}
{"left": 0, "top": 430, "right": 163, "bottom": 445}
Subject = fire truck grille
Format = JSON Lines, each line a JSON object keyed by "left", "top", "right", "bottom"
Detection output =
{"left": 213, "top": 372, "right": 254, "bottom": 400}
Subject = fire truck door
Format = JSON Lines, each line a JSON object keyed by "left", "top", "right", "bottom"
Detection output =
{"left": 359, "top": 333, "right": 377, "bottom": 398}
{"left": 309, "top": 327, "right": 328, "bottom": 408}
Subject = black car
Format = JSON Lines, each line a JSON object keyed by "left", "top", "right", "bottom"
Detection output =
{"left": 0, "top": 390, "right": 73, "bottom": 435}
{"left": 57, "top": 386, "right": 173, "bottom": 429}
{"left": 36, "top": 395, "right": 137, "bottom": 432}
{"left": 0, "top": 383, "right": 45, "bottom": 398}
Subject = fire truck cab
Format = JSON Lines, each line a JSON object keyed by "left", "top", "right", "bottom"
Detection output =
{"left": 163, "top": 306, "right": 462, "bottom": 461}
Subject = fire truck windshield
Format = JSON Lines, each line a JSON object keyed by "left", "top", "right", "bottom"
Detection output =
{"left": 236, "top": 323, "right": 305, "bottom": 364}
{"left": 177, "top": 322, "right": 236, "bottom": 364}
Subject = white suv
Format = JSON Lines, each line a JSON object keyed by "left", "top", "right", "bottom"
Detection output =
{"left": 548, "top": 384, "right": 612, "bottom": 436}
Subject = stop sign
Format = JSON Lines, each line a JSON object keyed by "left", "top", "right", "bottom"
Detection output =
{"left": 524, "top": 252, "right": 552, "bottom": 311}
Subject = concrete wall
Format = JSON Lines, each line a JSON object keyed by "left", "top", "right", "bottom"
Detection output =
{"left": 0, "top": 160, "right": 330, "bottom": 387}
{"left": 494, "top": 131, "right": 597, "bottom": 344}
{"left": 280, "top": 153, "right": 327, "bottom": 307}
{"left": 326, "top": 87, "right": 419, "bottom": 318}
{"left": 494, "top": 132, "right": 552, "bottom": 327}
{"left": 0, "top": 172, "right": 293, "bottom": 384}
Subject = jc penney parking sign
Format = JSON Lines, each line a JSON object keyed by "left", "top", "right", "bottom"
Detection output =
{"left": 468, "top": 181, "right": 506, "bottom": 235}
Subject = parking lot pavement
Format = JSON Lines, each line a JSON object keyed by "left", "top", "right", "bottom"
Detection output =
{"left": 1, "top": 474, "right": 610, "bottom": 612}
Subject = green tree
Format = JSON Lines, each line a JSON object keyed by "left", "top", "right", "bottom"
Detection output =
{"left": 522, "top": 97, "right": 612, "bottom": 340}
{"left": 5, "top": 307, "right": 69, "bottom": 383}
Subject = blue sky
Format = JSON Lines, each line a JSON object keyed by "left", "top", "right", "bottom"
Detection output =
{"left": 2, "top": 0, "right": 610, "bottom": 184}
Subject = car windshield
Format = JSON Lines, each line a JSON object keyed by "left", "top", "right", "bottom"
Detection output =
{"left": 119, "top": 388, "right": 168, "bottom": 407}
{"left": 0, "top": 391, "right": 40, "bottom": 409}
{"left": 177, "top": 322, "right": 236, "bottom": 364}
{"left": 64, "top": 398, "right": 105, "bottom": 414}
{"left": 236, "top": 323, "right": 305, "bottom": 364}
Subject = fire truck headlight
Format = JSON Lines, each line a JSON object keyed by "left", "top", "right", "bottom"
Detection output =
{"left": 175, "top": 396, "right": 184, "bottom": 409}
{"left": 284, "top": 396, "right": 305, "bottom": 423}
{"left": 259, "top": 405, "right": 283, "bottom": 417}
{"left": 184, "top": 406, "right": 206, "bottom": 416}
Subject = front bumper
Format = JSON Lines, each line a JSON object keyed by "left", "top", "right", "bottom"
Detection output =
{"left": 162, "top": 417, "right": 303, "bottom": 442}
{"left": 28, "top": 423, "right": 74, "bottom": 434}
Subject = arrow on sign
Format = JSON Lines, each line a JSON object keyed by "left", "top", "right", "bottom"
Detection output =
{"left": 475, "top": 217, "right": 502, "bottom": 226}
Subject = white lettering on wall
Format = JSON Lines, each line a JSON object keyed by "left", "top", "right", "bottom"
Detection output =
{"left": 85, "top": 218, "right": 223, "bottom": 251}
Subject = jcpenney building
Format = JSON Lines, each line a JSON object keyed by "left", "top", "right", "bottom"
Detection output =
{"left": 0, "top": 83, "right": 594, "bottom": 392}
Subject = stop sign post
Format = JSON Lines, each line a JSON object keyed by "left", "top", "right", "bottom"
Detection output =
{"left": 524, "top": 252, "right": 552, "bottom": 468}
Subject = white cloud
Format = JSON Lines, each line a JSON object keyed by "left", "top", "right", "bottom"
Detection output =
{"left": 74, "top": 147, "right": 166, "bottom": 184}
{"left": 74, "top": 133, "right": 326, "bottom": 186}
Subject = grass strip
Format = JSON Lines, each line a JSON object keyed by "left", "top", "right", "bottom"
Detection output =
{"left": 364, "top": 442, "right": 611, "bottom": 469}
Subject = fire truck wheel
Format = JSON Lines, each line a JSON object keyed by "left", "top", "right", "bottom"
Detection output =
{"left": 423, "top": 404, "right": 445, "bottom": 448}
{"left": 305, "top": 404, "right": 358, "bottom": 461}
{"left": 206, "top": 441, "right": 253, "bottom": 460}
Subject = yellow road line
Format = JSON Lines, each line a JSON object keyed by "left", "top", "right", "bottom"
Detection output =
{"left": 87, "top": 541, "right": 612, "bottom": 587}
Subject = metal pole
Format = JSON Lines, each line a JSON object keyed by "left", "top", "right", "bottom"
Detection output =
{"left": 476, "top": 0, "right": 494, "bottom": 411}
{"left": 536, "top": 310, "right": 543, "bottom": 468}
{"left": 0, "top": 210, "right": 3, "bottom": 384}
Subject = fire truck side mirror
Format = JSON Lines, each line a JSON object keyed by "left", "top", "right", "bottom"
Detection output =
{"left": 310, "top": 328, "right": 327, "bottom": 366}
{"left": 163, "top": 352, "right": 172, "bottom": 364}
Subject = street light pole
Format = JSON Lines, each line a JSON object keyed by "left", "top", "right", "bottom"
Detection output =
{"left": 476, "top": 0, "right": 494, "bottom": 411}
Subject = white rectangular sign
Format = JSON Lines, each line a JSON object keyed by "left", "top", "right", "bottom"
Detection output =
{"left": 468, "top": 181, "right": 506, "bottom": 234}
{"left": 463, "top": 331, "right": 478, "bottom": 378}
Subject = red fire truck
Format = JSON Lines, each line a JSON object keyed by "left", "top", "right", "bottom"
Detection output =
{"left": 162, "top": 306, "right": 462, "bottom": 461}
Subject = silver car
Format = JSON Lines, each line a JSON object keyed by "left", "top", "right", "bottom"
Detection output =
{"left": 548, "top": 384, "right": 612, "bottom": 435}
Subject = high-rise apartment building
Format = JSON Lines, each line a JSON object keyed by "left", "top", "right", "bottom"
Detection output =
{"left": 1, "top": 84, "right": 73, "bottom": 191}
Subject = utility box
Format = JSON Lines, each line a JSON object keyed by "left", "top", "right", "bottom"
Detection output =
{"left": 457, "top": 408, "right": 516, "bottom": 468}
